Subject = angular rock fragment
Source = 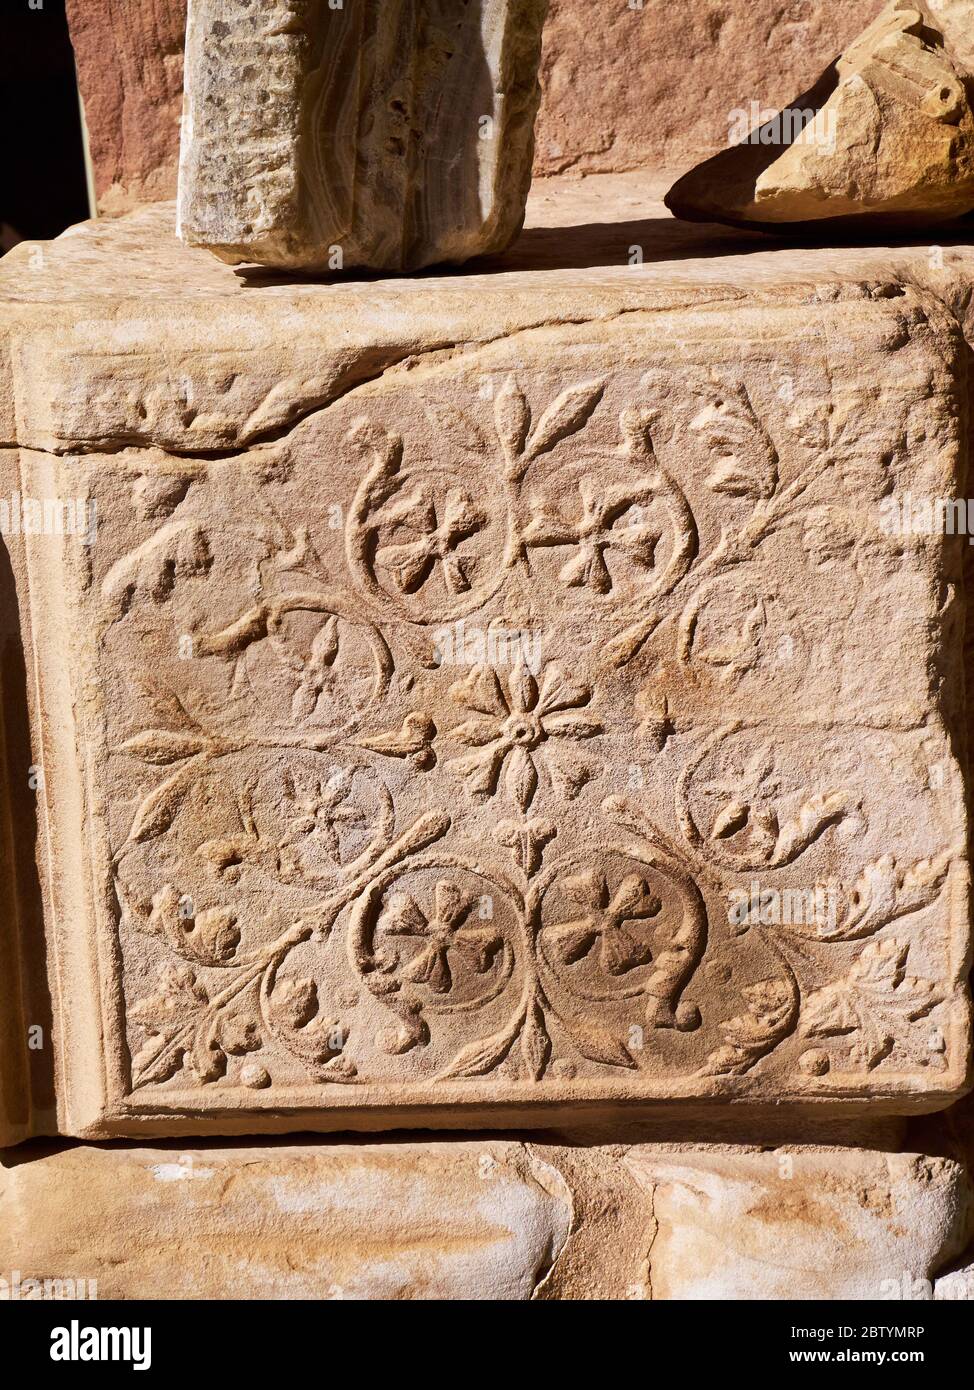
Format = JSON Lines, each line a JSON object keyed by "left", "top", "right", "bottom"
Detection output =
{"left": 667, "top": 0, "right": 974, "bottom": 232}
{"left": 177, "top": 0, "right": 549, "bottom": 272}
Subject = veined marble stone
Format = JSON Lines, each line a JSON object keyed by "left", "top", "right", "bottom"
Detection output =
{"left": 0, "top": 180, "right": 971, "bottom": 1141}
{"left": 176, "top": 0, "right": 549, "bottom": 272}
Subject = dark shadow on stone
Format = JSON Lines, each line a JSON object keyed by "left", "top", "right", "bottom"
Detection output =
{"left": 664, "top": 66, "right": 840, "bottom": 231}
{"left": 0, "top": 536, "right": 55, "bottom": 1141}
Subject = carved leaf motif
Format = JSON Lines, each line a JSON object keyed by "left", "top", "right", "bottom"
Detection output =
{"left": 356, "top": 713, "right": 437, "bottom": 770}
{"left": 606, "top": 613, "right": 662, "bottom": 668}
{"left": 214, "top": 1012, "right": 261, "bottom": 1056}
{"left": 184, "top": 908, "right": 241, "bottom": 965}
{"left": 523, "top": 380, "right": 605, "bottom": 463}
{"left": 494, "top": 375, "right": 531, "bottom": 469}
{"left": 126, "top": 758, "right": 203, "bottom": 845}
{"left": 129, "top": 962, "right": 209, "bottom": 1086}
{"left": 773, "top": 792, "right": 852, "bottom": 865}
{"left": 699, "top": 977, "right": 796, "bottom": 1077}
{"left": 564, "top": 1015, "right": 637, "bottom": 1070}
{"left": 690, "top": 382, "right": 778, "bottom": 501}
{"left": 520, "top": 999, "right": 551, "bottom": 1081}
{"left": 711, "top": 799, "right": 749, "bottom": 840}
{"left": 449, "top": 664, "right": 507, "bottom": 716}
{"left": 785, "top": 396, "right": 860, "bottom": 461}
{"left": 802, "top": 939, "right": 942, "bottom": 1069}
{"left": 706, "top": 458, "right": 768, "bottom": 499}
{"left": 437, "top": 1010, "right": 522, "bottom": 1080}
{"left": 266, "top": 977, "right": 345, "bottom": 1068}
{"left": 506, "top": 746, "right": 538, "bottom": 812}
{"left": 823, "top": 852, "right": 952, "bottom": 942}
{"left": 494, "top": 817, "right": 555, "bottom": 876}
{"left": 190, "top": 1024, "right": 228, "bottom": 1083}
{"left": 121, "top": 730, "right": 209, "bottom": 764}
{"left": 802, "top": 986, "right": 859, "bottom": 1037}
{"left": 145, "top": 884, "right": 241, "bottom": 966}
{"left": 101, "top": 520, "right": 212, "bottom": 617}
{"left": 130, "top": 1039, "right": 185, "bottom": 1087}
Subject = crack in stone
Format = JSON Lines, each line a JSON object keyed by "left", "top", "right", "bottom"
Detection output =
{"left": 2, "top": 299, "right": 742, "bottom": 460}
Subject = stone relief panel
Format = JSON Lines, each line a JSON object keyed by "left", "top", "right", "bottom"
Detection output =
{"left": 23, "top": 294, "right": 970, "bottom": 1133}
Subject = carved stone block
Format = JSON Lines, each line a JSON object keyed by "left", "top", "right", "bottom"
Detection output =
{"left": 0, "top": 204, "right": 970, "bottom": 1140}
{"left": 177, "top": 0, "right": 549, "bottom": 271}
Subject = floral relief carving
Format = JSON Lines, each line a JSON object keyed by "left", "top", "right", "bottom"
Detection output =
{"left": 446, "top": 660, "right": 602, "bottom": 810}
{"left": 544, "top": 868, "right": 661, "bottom": 977}
{"left": 375, "top": 879, "right": 505, "bottom": 994}
{"left": 679, "top": 725, "right": 856, "bottom": 874}
{"left": 799, "top": 938, "right": 943, "bottom": 1073}
{"left": 374, "top": 484, "right": 487, "bottom": 596}
{"left": 91, "top": 354, "right": 963, "bottom": 1114}
{"left": 523, "top": 477, "right": 662, "bottom": 594}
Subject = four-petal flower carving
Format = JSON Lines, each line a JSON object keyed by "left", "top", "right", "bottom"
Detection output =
{"left": 524, "top": 479, "right": 660, "bottom": 594}
{"left": 447, "top": 662, "right": 603, "bottom": 810}
{"left": 378, "top": 880, "right": 503, "bottom": 993}
{"left": 546, "top": 868, "right": 662, "bottom": 976}
{"left": 287, "top": 615, "right": 341, "bottom": 720}
{"left": 376, "top": 485, "right": 486, "bottom": 595}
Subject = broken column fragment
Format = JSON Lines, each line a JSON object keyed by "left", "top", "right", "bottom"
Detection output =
{"left": 177, "top": 0, "right": 549, "bottom": 272}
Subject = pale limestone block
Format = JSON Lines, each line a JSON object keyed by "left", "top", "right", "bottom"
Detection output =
{"left": 2, "top": 1138, "right": 969, "bottom": 1300}
{"left": 667, "top": 0, "right": 974, "bottom": 232}
{"left": 0, "top": 1141, "right": 571, "bottom": 1299}
{"left": 935, "top": 1262, "right": 974, "bottom": 1297}
{"left": 626, "top": 1148, "right": 974, "bottom": 1300}
{"left": 176, "top": 0, "right": 549, "bottom": 272}
{"left": 0, "top": 187, "right": 971, "bottom": 1142}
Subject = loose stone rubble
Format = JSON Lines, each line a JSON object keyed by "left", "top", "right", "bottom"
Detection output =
{"left": 177, "top": 0, "right": 549, "bottom": 272}
{"left": 667, "top": 0, "right": 974, "bottom": 232}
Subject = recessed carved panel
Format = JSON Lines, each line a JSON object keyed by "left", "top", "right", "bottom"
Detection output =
{"left": 22, "top": 294, "right": 970, "bottom": 1133}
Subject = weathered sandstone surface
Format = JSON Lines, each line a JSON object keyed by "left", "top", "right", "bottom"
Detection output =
{"left": 0, "top": 1141, "right": 573, "bottom": 1300}
{"left": 626, "top": 1148, "right": 973, "bottom": 1299}
{"left": 2, "top": 1138, "right": 970, "bottom": 1299}
{"left": 0, "top": 174, "right": 971, "bottom": 1143}
{"left": 667, "top": 0, "right": 974, "bottom": 231}
{"left": 177, "top": 0, "right": 549, "bottom": 271}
